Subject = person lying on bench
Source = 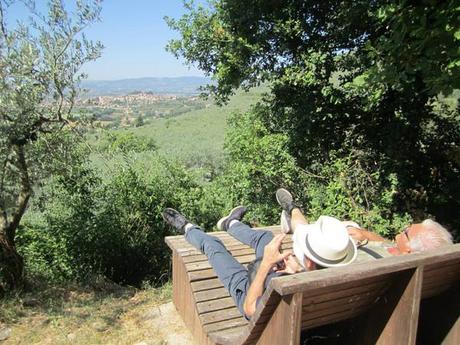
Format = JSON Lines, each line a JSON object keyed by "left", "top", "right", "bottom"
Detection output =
{"left": 276, "top": 188, "right": 454, "bottom": 259}
{"left": 275, "top": 188, "right": 358, "bottom": 270}
{"left": 162, "top": 202, "right": 356, "bottom": 318}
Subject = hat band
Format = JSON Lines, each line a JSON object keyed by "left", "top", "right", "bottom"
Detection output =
{"left": 305, "top": 234, "right": 347, "bottom": 265}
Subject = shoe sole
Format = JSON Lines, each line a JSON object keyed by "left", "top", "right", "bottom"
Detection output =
{"left": 217, "top": 206, "right": 246, "bottom": 231}
{"left": 161, "top": 208, "right": 177, "bottom": 223}
{"left": 280, "top": 210, "right": 292, "bottom": 234}
{"left": 276, "top": 188, "right": 293, "bottom": 207}
{"left": 162, "top": 208, "right": 187, "bottom": 232}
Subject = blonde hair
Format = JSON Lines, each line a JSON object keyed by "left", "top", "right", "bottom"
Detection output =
{"left": 408, "top": 219, "right": 453, "bottom": 252}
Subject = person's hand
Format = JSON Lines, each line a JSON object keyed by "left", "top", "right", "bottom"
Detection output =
{"left": 347, "top": 227, "right": 366, "bottom": 242}
{"left": 262, "top": 233, "right": 291, "bottom": 267}
{"left": 274, "top": 253, "right": 304, "bottom": 274}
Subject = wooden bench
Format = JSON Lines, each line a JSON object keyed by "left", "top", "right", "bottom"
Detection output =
{"left": 165, "top": 226, "right": 460, "bottom": 345}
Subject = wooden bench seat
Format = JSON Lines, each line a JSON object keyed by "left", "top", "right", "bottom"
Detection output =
{"left": 165, "top": 226, "right": 460, "bottom": 345}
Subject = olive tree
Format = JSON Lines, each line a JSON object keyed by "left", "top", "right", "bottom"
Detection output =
{"left": 0, "top": 0, "right": 102, "bottom": 292}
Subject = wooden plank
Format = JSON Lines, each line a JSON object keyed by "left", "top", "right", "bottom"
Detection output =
{"left": 301, "top": 292, "right": 379, "bottom": 325}
{"left": 421, "top": 262, "right": 460, "bottom": 298}
{"left": 192, "top": 278, "right": 224, "bottom": 292}
{"left": 176, "top": 245, "right": 293, "bottom": 262}
{"left": 423, "top": 258, "right": 460, "bottom": 272}
{"left": 287, "top": 273, "right": 391, "bottom": 303}
{"left": 201, "top": 307, "right": 241, "bottom": 325}
{"left": 203, "top": 317, "right": 248, "bottom": 333}
{"left": 174, "top": 239, "right": 293, "bottom": 259}
{"left": 195, "top": 287, "right": 230, "bottom": 303}
{"left": 423, "top": 262, "right": 460, "bottom": 279}
{"left": 302, "top": 279, "right": 389, "bottom": 306}
{"left": 189, "top": 268, "right": 220, "bottom": 282}
{"left": 187, "top": 254, "right": 256, "bottom": 272}
{"left": 272, "top": 244, "right": 460, "bottom": 296}
{"left": 190, "top": 267, "right": 239, "bottom": 282}
{"left": 422, "top": 266, "right": 460, "bottom": 284}
{"left": 209, "top": 324, "right": 248, "bottom": 345}
{"left": 302, "top": 307, "right": 366, "bottom": 330}
{"left": 197, "top": 296, "right": 236, "bottom": 314}
{"left": 166, "top": 229, "right": 290, "bottom": 246}
{"left": 301, "top": 286, "right": 386, "bottom": 318}
{"left": 183, "top": 248, "right": 253, "bottom": 264}
{"left": 356, "top": 267, "right": 423, "bottom": 345}
{"left": 168, "top": 233, "right": 292, "bottom": 248}
{"left": 183, "top": 242, "right": 293, "bottom": 264}
{"left": 422, "top": 277, "right": 460, "bottom": 292}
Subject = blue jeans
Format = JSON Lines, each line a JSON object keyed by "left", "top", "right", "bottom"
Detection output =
{"left": 185, "top": 221, "right": 274, "bottom": 317}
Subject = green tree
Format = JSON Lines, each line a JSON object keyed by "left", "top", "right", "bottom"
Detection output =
{"left": 0, "top": 0, "right": 102, "bottom": 292}
{"left": 167, "top": 0, "right": 460, "bottom": 234}
{"left": 101, "top": 132, "right": 157, "bottom": 154}
{"left": 135, "top": 114, "right": 145, "bottom": 127}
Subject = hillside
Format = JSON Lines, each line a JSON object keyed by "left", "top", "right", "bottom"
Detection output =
{"left": 81, "top": 76, "right": 211, "bottom": 97}
{"left": 89, "top": 88, "right": 266, "bottom": 171}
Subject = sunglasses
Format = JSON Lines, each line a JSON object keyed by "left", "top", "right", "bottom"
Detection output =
{"left": 402, "top": 227, "right": 411, "bottom": 242}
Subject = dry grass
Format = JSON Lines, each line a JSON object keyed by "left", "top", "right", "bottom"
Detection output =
{"left": 0, "top": 281, "right": 172, "bottom": 345}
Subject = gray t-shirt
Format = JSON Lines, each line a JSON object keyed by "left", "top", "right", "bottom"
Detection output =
{"left": 355, "top": 240, "right": 393, "bottom": 263}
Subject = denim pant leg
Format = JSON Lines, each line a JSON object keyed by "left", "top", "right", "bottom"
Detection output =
{"left": 185, "top": 226, "right": 249, "bottom": 315}
{"left": 227, "top": 222, "right": 274, "bottom": 259}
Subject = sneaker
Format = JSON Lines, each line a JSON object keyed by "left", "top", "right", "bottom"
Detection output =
{"left": 280, "top": 210, "right": 292, "bottom": 234}
{"left": 276, "top": 188, "right": 295, "bottom": 214}
{"left": 162, "top": 208, "right": 189, "bottom": 234}
{"left": 217, "top": 206, "right": 247, "bottom": 231}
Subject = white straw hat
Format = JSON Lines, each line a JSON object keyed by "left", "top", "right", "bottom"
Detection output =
{"left": 293, "top": 216, "right": 357, "bottom": 268}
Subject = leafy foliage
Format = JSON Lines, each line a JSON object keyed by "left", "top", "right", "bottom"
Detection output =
{"left": 168, "top": 0, "right": 460, "bottom": 234}
{"left": 99, "top": 132, "right": 157, "bottom": 154}
{"left": 20, "top": 151, "right": 224, "bottom": 286}
{"left": 219, "top": 108, "right": 411, "bottom": 237}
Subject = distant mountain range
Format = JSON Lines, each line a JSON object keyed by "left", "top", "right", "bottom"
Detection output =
{"left": 80, "top": 76, "right": 211, "bottom": 97}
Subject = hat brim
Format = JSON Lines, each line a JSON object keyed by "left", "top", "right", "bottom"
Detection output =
{"left": 293, "top": 223, "right": 357, "bottom": 268}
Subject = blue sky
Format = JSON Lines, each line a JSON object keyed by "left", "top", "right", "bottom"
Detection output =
{"left": 8, "top": 1, "right": 205, "bottom": 80}
{"left": 82, "top": 1, "right": 205, "bottom": 80}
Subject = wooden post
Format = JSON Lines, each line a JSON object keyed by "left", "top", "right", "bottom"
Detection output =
{"left": 256, "top": 292, "right": 303, "bottom": 345}
{"left": 356, "top": 267, "right": 423, "bottom": 345}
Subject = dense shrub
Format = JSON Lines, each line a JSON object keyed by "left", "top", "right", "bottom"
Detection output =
{"left": 16, "top": 218, "right": 74, "bottom": 284}
{"left": 218, "top": 108, "right": 413, "bottom": 238}
{"left": 304, "top": 151, "right": 412, "bottom": 238}
{"left": 100, "top": 132, "right": 157, "bottom": 154}
{"left": 20, "top": 156, "right": 214, "bottom": 286}
{"left": 210, "top": 107, "right": 304, "bottom": 225}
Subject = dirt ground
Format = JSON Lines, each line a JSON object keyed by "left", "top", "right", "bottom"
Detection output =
{"left": 0, "top": 284, "right": 198, "bottom": 345}
{"left": 140, "top": 302, "right": 197, "bottom": 345}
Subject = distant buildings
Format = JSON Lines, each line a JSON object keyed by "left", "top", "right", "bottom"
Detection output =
{"left": 82, "top": 92, "right": 177, "bottom": 107}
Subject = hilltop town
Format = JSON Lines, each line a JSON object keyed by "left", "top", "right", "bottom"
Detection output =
{"left": 74, "top": 92, "right": 208, "bottom": 128}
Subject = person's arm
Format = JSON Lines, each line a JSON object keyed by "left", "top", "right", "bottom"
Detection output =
{"left": 243, "top": 260, "right": 272, "bottom": 317}
{"left": 243, "top": 234, "right": 291, "bottom": 317}
{"left": 347, "top": 227, "right": 386, "bottom": 242}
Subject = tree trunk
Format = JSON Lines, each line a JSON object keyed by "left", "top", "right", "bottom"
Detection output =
{"left": 0, "top": 234, "right": 24, "bottom": 291}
